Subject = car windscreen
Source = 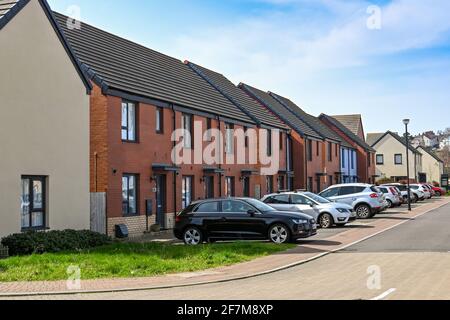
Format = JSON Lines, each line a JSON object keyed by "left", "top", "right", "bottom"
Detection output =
{"left": 245, "top": 198, "right": 276, "bottom": 212}
{"left": 303, "top": 192, "right": 330, "bottom": 204}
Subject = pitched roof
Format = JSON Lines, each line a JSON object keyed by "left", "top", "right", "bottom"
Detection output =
{"left": 238, "top": 83, "right": 322, "bottom": 139}
{"left": 54, "top": 13, "right": 254, "bottom": 125}
{"left": 268, "top": 92, "right": 348, "bottom": 145}
{"left": 330, "top": 115, "right": 363, "bottom": 137}
{"left": 417, "top": 146, "right": 443, "bottom": 163}
{"left": 319, "top": 114, "right": 376, "bottom": 152}
{"left": 1, "top": 1, "right": 92, "bottom": 92}
{"left": 185, "top": 62, "right": 288, "bottom": 130}
{"left": 369, "top": 131, "right": 422, "bottom": 154}
{"left": 366, "top": 133, "right": 384, "bottom": 146}
{"left": 0, "top": 0, "right": 25, "bottom": 28}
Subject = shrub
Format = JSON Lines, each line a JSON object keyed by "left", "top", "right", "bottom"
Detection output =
{"left": 1, "top": 230, "right": 111, "bottom": 256}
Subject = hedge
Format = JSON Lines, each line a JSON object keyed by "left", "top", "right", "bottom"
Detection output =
{"left": 1, "top": 230, "right": 111, "bottom": 256}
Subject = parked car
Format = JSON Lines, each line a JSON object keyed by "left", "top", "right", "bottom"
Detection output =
{"left": 377, "top": 186, "right": 402, "bottom": 208}
{"left": 382, "top": 184, "right": 416, "bottom": 203}
{"left": 422, "top": 184, "right": 436, "bottom": 197}
{"left": 319, "top": 184, "right": 384, "bottom": 219}
{"left": 174, "top": 198, "right": 317, "bottom": 245}
{"left": 261, "top": 192, "right": 355, "bottom": 229}
{"left": 432, "top": 185, "right": 446, "bottom": 196}
{"left": 410, "top": 184, "right": 431, "bottom": 199}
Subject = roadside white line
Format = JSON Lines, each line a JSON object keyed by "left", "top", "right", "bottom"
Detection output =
{"left": 371, "top": 288, "right": 397, "bottom": 300}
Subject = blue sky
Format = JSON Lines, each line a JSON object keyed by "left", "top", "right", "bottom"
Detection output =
{"left": 48, "top": 0, "right": 450, "bottom": 135}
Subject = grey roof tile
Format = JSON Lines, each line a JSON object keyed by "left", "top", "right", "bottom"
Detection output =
{"left": 54, "top": 12, "right": 254, "bottom": 125}
{"left": 186, "top": 62, "right": 288, "bottom": 130}
{"left": 320, "top": 114, "right": 376, "bottom": 152}
{"left": 239, "top": 83, "right": 322, "bottom": 139}
{"left": 330, "top": 114, "right": 363, "bottom": 137}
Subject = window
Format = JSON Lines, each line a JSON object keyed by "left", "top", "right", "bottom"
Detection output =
{"left": 342, "top": 149, "right": 346, "bottom": 168}
{"left": 351, "top": 151, "right": 354, "bottom": 169}
{"left": 122, "top": 174, "right": 138, "bottom": 216}
{"left": 225, "top": 177, "right": 235, "bottom": 197}
{"left": 339, "top": 186, "right": 356, "bottom": 196}
{"left": 307, "top": 140, "right": 313, "bottom": 161}
{"left": 121, "top": 101, "right": 136, "bottom": 141}
{"left": 376, "top": 154, "right": 384, "bottom": 165}
{"left": 225, "top": 123, "right": 234, "bottom": 154}
{"left": 328, "top": 142, "right": 332, "bottom": 162}
{"left": 267, "top": 129, "right": 273, "bottom": 156}
{"left": 195, "top": 201, "right": 219, "bottom": 213}
{"left": 278, "top": 175, "right": 285, "bottom": 191}
{"left": 307, "top": 177, "right": 313, "bottom": 192}
{"left": 222, "top": 200, "right": 254, "bottom": 213}
{"left": 316, "top": 141, "right": 320, "bottom": 156}
{"left": 320, "top": 187, "right": 340, "bottom": 198}
{"left": 395, "top": 154, "right": 403, "bottom": 165}
{"left": 279, "top": 132, "right": 283, "bottom": 150}
{"left": 335, "top": 144, "right": 338, "bottom": 157}
{"left": 291, "top": 195, "right": 313, "bottom": 205}
{"left": 182, "top": 114, "right": 193, "bottom": 149}
{"left": 206, "top": 118, "right": 212, "bottom": 142}
{"left": 244, "top": 127, "right": 249, "bottom": 148}
{"left": 329, "top": 175, "right": 333, "bottom": 186}
{"left": 266, "top": 176, "right": 274, "bottom": 194}
{"left": 182, "top": 176, "right": 193, "bottom": 209}
{"left": 264, "top": 194, "right": 290, "bottom": 204}
{"left": 21, "top": 176, "right": 46, "bottom": 230}
{"left": 155, "top": 107, "right": 163, "bottom": 134}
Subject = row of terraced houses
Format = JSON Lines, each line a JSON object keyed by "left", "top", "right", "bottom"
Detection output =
{"left": 0, "top": 0, "right": 376, "bottom": 238}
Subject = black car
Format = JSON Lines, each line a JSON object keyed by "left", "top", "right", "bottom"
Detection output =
{"left": 174, "top": 198, "right": 317, "bottom": 245}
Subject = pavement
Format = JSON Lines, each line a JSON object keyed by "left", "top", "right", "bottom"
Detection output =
{"left": 1, "top": 197, "right": 449, "bottom": 299}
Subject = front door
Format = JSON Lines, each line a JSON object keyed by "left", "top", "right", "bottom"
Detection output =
{"left": 243, "top": 177, "right": 250, "bottom": 197}
{"left": 155, "top": 174, "right": 167, "bottom": 229}
{"left": 205, "top": 176, "right": 214, "bottom": 199}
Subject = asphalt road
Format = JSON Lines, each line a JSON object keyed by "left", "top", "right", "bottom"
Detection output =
{"left": 8, "top": 201, "right": 450, "bottom": 300}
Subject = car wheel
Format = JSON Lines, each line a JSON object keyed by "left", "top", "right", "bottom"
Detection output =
{"left": 355, "top": 204, "right": 372, "bottom": 219}
{"left": 268, "top": 224, "right": 290, "bottom": 244}
{"left": 183, "top": 227, "right": 203, "bottom": 246}
{"left": 319, "top": 213, "right": 333, "bottom": 229}
{"left": 435, "top": 191, "right": 442, "bottom": 197}
{"left": 386, "top": 200, "right": 393, "bottom": 208}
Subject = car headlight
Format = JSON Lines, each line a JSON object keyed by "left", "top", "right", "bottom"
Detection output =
{"left": 292, "top": 219, "right": 308, "bottom": 224}
{"left": 336, "top": 208, "right": 348, "bottom": 213}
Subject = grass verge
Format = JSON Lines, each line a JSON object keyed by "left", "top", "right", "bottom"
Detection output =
{"left": 0, "top": 242, "right": 294, "bottom": 282}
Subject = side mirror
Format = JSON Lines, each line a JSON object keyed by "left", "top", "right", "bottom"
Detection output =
{"left": 247, "top": 210, "right": 257, "bottom": 216}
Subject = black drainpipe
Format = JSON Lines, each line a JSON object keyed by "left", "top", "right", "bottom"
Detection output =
{"left": 218, "top": 117, "right": 223, "bottom": 198}
{"left": 172, "top": 105, "right": 177, "bottom": 227}
{"left": 304, "top": 138, "right": 308, "bottom": 191}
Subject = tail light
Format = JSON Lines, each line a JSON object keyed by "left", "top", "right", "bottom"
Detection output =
{"left": 370, "top": 193, "right": 379, "bottom": 199}
{"left": 175, "top": 215, "right": 182, "bottom": 223}
{"left": 389, "top": 187, "right": 397, "bottom": 195}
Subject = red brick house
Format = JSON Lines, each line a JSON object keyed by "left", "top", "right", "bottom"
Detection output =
{"left": 55, "top": 13, "right": 289, "bottom": 236}
{"left": 319, "top": 114, "right": 377, "bottom": 184}
{"left": 239, "top": 84, "right": 350, "bottom": 193}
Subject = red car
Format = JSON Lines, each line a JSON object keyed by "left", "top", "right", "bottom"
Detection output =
{"left": 431, "top": 186, "right": 446, "bottom": 196}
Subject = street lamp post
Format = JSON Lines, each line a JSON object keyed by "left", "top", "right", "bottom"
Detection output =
{"left": 403, "top": 119, "right": 412, "bottom": 211}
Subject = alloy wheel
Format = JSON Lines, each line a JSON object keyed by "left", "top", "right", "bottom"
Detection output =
{"left": 319, "top": 214, "right": 333, "bottom": 229}
{"left": 184, "top": 228, "right": 202, "bottom": 245}
{"left": 269, "top": 225, "right": 289, "bottom": 244}
{"left": 356, "top": 205, "right": 371, "bottom": 219}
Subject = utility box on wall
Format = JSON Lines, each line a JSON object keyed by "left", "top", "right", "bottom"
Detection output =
{"left": 441, "top": 174, "right": 449, "bottom": 191}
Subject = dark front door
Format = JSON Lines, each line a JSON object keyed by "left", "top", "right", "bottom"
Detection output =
{"left": 243, "top": 177, "right": 250, "bottom": 197}
{"left": 155, "top": 174, "right": 167, "bottom": 228}
{"left": 205, "top": 176, "right": 214, "bottom": 199}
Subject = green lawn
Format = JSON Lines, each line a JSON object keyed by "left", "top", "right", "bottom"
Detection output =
{"left": 0, "top": 242, "right": 294, "bottom": 282}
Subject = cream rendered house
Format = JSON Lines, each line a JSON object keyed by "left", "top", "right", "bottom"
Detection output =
{"left": 0, "top": 0, "right": 91, "bottom": 237}
{"left": 368, "top": 131, "right": 423, "bottom": 182}
{"left": 417, "top": 146, "right": 444, "bottom": 184}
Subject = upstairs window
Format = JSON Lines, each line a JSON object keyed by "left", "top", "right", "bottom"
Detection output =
{"left": 156, "top": 108, "right": 164, "bottom": 134}
{"left": 121, "top": 101, "right": 136, "bottom": 142}
{"left": 307, "top": 140, "right": 313, "bottom": 161}
{"left": 267, "top": 130, "right": 273, "bottom": 156}
{"left": 395, "top": 154, "right": 403, "bottom": 165}
{"left": 328, "top": 142, "right": 333, "bottom": 162}
{"left": 182, "top": 114, "right": 193, "bottom": 149}
{"left": 376, "top": 154, "right": 384, "bottom": 165}
{"left": 225, "top": 123, "right": 234, "bottom": 154}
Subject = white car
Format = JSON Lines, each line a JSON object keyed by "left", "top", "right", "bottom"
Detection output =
{"left": 410, "top": 184, "right": 431, "bottom": 199}
{"left": 377, "top": 186, "right": 402, "bottom": 208}
{"left": 261, "top": 192, "right": 355, "bottom": 229}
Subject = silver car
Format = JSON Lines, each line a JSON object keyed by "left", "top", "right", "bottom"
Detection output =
{"left": 261, "top": 192, "right": 355, "bottom": 228}
{"left": 410, "top": 184, "right": 431, "bottom": 199}
{"left": 382, "top": 184, "right": 416, "bottom": 203}
{"left": 377, "top": 186, "right": 402, "bottom": 208}
{"left": 319, "top": 183, "right": 385, "bottom": 219}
